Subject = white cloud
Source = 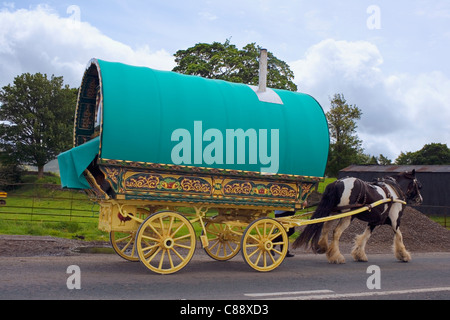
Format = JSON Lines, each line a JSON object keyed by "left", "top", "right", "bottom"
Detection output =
{"left": 290, "top": 39, "right": 450, "bottom": 161}
{"left": 198, "top": 11, "right": 218, "bottom": 21}
{"left": 0, "top": 5, "right": 175, "bottom": 88}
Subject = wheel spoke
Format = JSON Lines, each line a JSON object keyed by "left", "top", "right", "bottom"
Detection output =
{"left": 269, "top": 231, "right": 283, "bottom": 241}
{"left": 142, "top": 243, "right": 159, "bottom": 253}
{"left": 170, "top": 247, "right": 185, "bottom": 261}
{"left": 120, "top": 238, "right": 133, "bottom": 253}
{"left": 140, "top": 234, "right": 160, "bottom": 242}
{"left": 158, "top": 249, "right": 166, "bottom": 270}
{"left": 272, "top": 248, "right": 282, "bottom": 255}
{"left": 268, "top": 251, "right": 276, "bottom": 264}
{"left": 146, "top": 247, "right": 161, "bottom": 264}
{"left": 174, "top": 242, "right": 191, "bottom": 249}
{"left": 167, "top": 250, "right": 175, "bottom": 269}
{"left": 247, "top": 247, "right": 260, "bottom": 259}
{"left": 116, "top": 234, "right": 133, "bottom": 243}
{"left": 209, "top": 239, "right": 220, "bottom": 251}
{"left": 168, "top": 216, "right": 175, "bottom": 234}
{"left": 215, "top": 242, "right": 223, "bottom": 256}
{"left": 159, "top": 217, "right": 165, "bottom": 235}
{"left": 254, "top": 250, "right": 263, "bottom": 266}
{"left": 148, "top": 223, "right": 162, "bottom": 239}
{"left": 173, "top": 233, "right": 192, "bottom": 241}
{"left": 267, "top": 224, "right": 276, "bottom": 238}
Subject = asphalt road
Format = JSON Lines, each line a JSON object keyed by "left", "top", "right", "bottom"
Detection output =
{"left": 1, "top": 250, "right": 450, "bottom": 301}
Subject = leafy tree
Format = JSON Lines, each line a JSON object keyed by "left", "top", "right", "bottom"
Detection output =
{"left": 0, "top": 73, "right": 77, "bottom": 178}
{"left": 378, "top": 154, "right": 392, "bottom": 165}
{"left": 173, "top": 40, "right": 298, "bottom": 91}
{"left": 396, "top": 143, "right": 450, "bottom": 165}
{"left": 326, "top": 93, "right": 363, "bottom": 176}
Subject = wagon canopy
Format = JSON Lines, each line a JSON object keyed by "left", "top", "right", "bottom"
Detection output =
{"left": 59, "top": 59, "right": 329, "bottom": 189}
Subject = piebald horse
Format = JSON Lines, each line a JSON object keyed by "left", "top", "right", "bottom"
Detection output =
{"left": 293, "top": 170, "right": 423, "bottom": 264}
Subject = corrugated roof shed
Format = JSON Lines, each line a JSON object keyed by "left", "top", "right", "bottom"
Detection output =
{"left": 340, "top": 165, "right": 450, "bottom": 173}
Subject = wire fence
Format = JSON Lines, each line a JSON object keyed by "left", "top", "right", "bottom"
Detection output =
{"left": 0, "top": 183, "right": 99, "bottom": 224}
{"left": 0, "top": 183, "right": 448, "bottom": 229}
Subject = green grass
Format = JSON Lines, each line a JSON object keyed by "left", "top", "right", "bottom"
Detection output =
{"left": 317, "top": 177, "right": 337, "bottom": 193}
{"left": 0, "top": 174, "right": 108, "bottom": 241}
{"left": 428, "top": 215, "right": 450, "bottom": 229}
{"left": 0, "top": 219, "right": 109, "bottom": 241}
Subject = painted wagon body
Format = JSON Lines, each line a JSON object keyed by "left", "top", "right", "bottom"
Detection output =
{"left": 58, "top": 58, "right": 330, "bottom": 273}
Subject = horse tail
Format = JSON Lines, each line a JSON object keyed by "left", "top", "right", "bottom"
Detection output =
{"left": 292, "top": 181, "right": 341, "bottom": 253}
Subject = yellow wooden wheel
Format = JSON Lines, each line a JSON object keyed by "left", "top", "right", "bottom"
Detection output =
{"left": 203, "top": 217, "right": 244, "bottom": 261}
{"left": 110, "top": 231, "right": 139, "bottom": 262}
{"left": 241, "top": 218, "right": 288, "bottom": 272}
{"left": 135, "top": 211, "right": 196, "bottom": 274}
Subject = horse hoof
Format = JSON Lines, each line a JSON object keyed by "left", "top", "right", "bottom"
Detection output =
{"left": 353, "top": 256, "right": 368, "bottom": 262}
{"left": 396, "top": 252, "right": 411, "bottom": 262}
{"left": 351, "top": 250, "right": 368, "bottom": 262}
{"left": 328, "top": 254, "right": 346, "bottom": 264}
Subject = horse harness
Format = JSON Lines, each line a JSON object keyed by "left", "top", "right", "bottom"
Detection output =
{"left": 333, "top": 177, "right": 406, "bottom": 214}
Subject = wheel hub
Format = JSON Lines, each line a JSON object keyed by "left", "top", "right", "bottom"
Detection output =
{"left": 263, "top": 240, "right": 273, "bottom": 251}
{"left": 163, "top": 237, "right": 174, "bottom": 249}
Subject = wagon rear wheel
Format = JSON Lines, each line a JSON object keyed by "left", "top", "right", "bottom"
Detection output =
{"left": 110, "top": 231, "right": 139, "bottom": 262}
{"left": 241, "top": 218, "right": 288, "bottom": 272}
{"left": 203, "top": 217, "right": 244, "bottom": 261}
{"left": 135, "top": 211, "right": 196, "bottom": 275}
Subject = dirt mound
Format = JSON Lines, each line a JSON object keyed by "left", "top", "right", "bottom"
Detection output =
{"left": 293, "top": 206, "right": 450, "bottom": 255}
{"left": 0, "top": 235, "right": 109, "bottom": 257}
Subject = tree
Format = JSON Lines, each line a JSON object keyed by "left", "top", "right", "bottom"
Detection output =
{"left": 0, "top": 73, "right": 77, "bottom": 178}
{"left": 326, "top": 94, "right": 363, "bottom": 176}
{"left": 378, "top": 154, "right": 392, "bottom": 165}
{"left": 395, "top": 143, "right": 450, "bottom": 165}
{"left": 173, "top": 40, "right": 298, "bottom": 91}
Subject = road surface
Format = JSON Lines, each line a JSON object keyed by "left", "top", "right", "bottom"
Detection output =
{"left": 1, "top": 251, "right": 450, "bottom": 301}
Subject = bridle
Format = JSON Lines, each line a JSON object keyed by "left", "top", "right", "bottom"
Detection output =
{"left": 405, "top": 177, "right": 422, "bottom": 204}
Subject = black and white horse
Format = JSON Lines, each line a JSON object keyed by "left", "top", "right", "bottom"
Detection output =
{"left": 292, "top": 170, "right": 423, "bottom": 264}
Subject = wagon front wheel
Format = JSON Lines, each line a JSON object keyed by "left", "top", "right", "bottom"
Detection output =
{"left": 241, "top": 218, "right": 288, "bottom": 272}
{"left": 135, "top": 211, "right": 196, "bottom": 275}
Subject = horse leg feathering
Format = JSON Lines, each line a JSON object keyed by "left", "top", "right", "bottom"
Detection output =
{"left": 351, "top": 225, "right": 373, "bottom": 262}
{"left": 393, "top": 228, "right": 411, "bottom": 262}
{"left": 326, "top": 216, "right": 351, "bottom": 264}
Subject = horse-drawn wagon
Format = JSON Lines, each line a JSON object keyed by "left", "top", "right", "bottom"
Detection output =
{"left": 58, "top": 58, "right": 332, "bottom": 274}
{"left": 59, "top": 58, "right": 422, "bottom": 274}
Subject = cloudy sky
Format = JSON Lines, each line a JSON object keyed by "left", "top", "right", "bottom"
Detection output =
{"left": 1, "top": 0, "right": 449, "bottom": 161}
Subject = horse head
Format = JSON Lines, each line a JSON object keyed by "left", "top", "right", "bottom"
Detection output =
{"left": 393, "top": 170, "right": 423, "bottom": 205}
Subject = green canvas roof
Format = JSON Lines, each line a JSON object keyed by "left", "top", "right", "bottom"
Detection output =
{"left": 59, "top": 59, "right": 329, "bottom": 189}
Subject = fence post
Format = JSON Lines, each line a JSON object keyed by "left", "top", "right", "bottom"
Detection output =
{"left": 31, "top": 184, "right": 35, "bottom": 222}
{"left": 70, "top": 191, "right": 74, "bottom": 222}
